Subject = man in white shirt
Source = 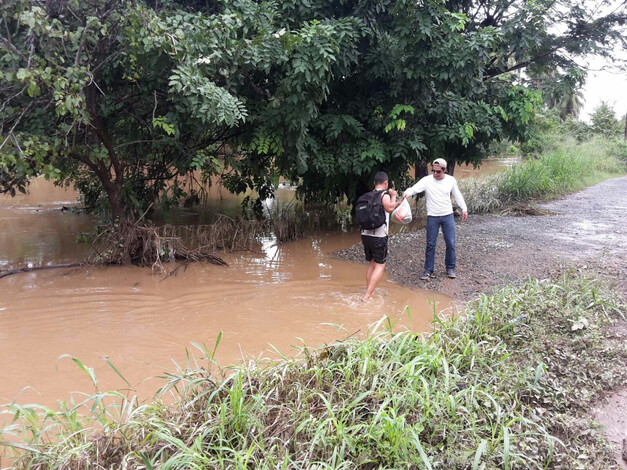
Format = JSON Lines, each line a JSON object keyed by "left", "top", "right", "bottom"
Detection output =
{"left": 403, "top": 158, "right": 468, "bottom": 279}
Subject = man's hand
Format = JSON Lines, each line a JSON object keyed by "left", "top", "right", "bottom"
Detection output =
{"left": 462, "top": 211, "right": 468, "bottom": 221}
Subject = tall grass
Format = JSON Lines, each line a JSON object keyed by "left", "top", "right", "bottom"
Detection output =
{"left": 460, "top": 136, "right": 626, "bottom": 214}
{"left": 2, "top": 271, "right": 625, "bottom": 469}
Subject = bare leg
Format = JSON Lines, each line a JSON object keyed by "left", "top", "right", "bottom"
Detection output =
{"left": 365, "top": 260, "right": 375, "bottom": 286}
{"left": 363, "top": 261, "right": 386, "bottom": 302}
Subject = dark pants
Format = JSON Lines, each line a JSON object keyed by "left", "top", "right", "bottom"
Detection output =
{"left": 362, "top": 235, "right": 388, "bottom": 264}
{"left": 425, "top": 214, "right": 456, "bottom": 272}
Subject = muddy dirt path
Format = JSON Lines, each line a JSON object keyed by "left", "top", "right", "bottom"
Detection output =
{"left": 388, "top": 175, "right": 625, "bottom": 300}
{"left": 336, "top": 175, "right": 627, "bottom": 467}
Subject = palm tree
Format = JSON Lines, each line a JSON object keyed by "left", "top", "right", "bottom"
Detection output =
{"left": 556, "top": 89, "right": 585, "bottom": 120}
{"left": 527, "top": 68, "right": 585, "bottom": 120}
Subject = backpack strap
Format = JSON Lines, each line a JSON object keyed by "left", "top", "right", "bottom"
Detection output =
{"left": 378, "top": 189, "right": 390, "bottom": 225}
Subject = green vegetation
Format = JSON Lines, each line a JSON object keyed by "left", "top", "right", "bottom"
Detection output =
{"left": 460, "top": 110, "right": 627, "bottom": 214}
{"left": 1, "top": 0, "right": 625, "bottom": 226}
{"left": 2, "top": 272, "right": 625, "bottom": 469}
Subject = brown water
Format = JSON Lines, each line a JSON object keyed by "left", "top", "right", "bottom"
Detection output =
{"left": 0, "top": 236, "right": 452, "bottom": 408}
{"left": 0, "top": 160, "right": 513, "bottom": 411}
{"left": 0, "top": 179, "right": 94, "bottom": 271}
{"left": 454, "top": 157, "right": 518, "bottom": 179}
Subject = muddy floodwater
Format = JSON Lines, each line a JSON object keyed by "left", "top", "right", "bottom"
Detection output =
{"left": 0, "top": 160, "right": 512, "bottom": 410}
{"left": 0, "top": 239, "right": 452, "bottom": 409}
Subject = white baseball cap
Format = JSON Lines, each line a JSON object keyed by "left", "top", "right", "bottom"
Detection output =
{"left": 432, "top": 158, "right": 447, "bottom": 169}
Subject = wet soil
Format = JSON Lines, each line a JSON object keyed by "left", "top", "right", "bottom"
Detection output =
{"left": 335, "top": 175, "right": 627, "bottom": 467}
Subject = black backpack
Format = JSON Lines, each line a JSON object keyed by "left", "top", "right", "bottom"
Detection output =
{"left": 355, "top": 190, "right": 388, "bottom": 230}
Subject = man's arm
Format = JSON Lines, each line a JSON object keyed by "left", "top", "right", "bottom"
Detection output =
{"left": 403, "top": 177, "right": 427, "bottom": 198}
{"left": 382, "top": 189, "right": 399, "bottom": 213}
{"left": 451, "top": 181, "right": 468, "bottom": 221}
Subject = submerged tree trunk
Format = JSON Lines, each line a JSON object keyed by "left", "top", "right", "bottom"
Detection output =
{"left": 0, "top": 263, "right": 84, "bottom": 279}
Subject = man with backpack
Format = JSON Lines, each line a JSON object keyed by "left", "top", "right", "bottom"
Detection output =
{"left": 403, "top": 158, "right": 468, "bottom": 280}
{"left": 357, "top": 171, "right": 400, "bottom": 302}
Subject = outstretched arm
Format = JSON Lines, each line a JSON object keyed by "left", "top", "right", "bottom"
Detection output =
{"left": 403, "top": 177, "right": 427, "bottom": 198}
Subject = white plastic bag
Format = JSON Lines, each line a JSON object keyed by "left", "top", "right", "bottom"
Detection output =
{"left": 391, "top": 198, "right": 412, "bottom": 224}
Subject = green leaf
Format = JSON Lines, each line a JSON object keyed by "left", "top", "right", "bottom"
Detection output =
{"left": 152, "top": 116, "right": 176, "bottom": 135}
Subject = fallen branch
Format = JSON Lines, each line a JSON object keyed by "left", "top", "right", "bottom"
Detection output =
{"left": 0, "top": 263, "right": 85, "bottom": 279}
{"left": 500, "top": 204, "right": 554, "bottom": 216}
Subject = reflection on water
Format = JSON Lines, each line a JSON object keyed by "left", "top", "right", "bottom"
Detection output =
{"left": 0, "top": 159, "right": 513, "bottom": 410}
{"left": 0, "top": 179, "right": 94, "bottom": 270}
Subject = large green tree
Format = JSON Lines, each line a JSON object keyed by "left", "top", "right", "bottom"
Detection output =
{"left": 1, "top": 0, "right": 625, "bottom": 225}
{"left": 0, "top": 0, "right": 367, "bottom": 220}
{"left": 222, "top": 0, "right": 626, "bottom": 201}
{"left": 0, "top": 0, "right": 270, "bottom": 221}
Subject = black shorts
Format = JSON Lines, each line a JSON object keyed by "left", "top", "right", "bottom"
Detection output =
{"left": 361, "top": 235, "right": 388, "bottom": 264}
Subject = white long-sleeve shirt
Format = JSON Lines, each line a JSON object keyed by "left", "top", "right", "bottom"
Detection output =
{"left": 404, "top": 174, "right": 467, "bottom": 217}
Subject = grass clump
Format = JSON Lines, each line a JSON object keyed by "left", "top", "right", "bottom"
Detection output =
{"left": 460, "top": 136, "right": 626, "bottom": 214}
{"left": 1, "top": 272, "right": 626, "bottom": 469}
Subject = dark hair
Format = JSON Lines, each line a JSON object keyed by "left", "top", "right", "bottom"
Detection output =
{"left": 374, "top": 171, "right": 388, "bottom": 185}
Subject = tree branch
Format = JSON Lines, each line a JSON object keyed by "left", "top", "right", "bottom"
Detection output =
{"left": 68, "top": 151, "right": 101, "bottom": 174}
{"left": 485, "top": 45, "right": 562, "bottom": 79}
{"left": 0, "top": 14, "right": 25, "bottom": 68}
{"left": 0, "top": 101, "right": 35, "bottom": 153}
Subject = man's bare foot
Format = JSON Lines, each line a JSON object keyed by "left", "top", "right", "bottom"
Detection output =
{"left": 361, "top": 295, "right": 373, "bottom": 303}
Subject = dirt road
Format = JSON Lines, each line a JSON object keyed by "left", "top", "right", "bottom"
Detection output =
{"left": 389, "top": 175, "right": 626, "bottom": 300}
{"left": 337, "top": 176, "right": 626, "bottom": 299}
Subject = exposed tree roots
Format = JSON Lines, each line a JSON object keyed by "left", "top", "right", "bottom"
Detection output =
{"left": 1, "top": 214, "right": 305, "bottom": 279}
{"left": 87, "top": 216, "right": 278, "bottom": 273}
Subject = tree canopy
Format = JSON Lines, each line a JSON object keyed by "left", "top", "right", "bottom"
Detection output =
{"left": 1, "top": 0, "right": 625, "bottom": 222}
{"left": 590, "top": 101, "right": 625, "bottom": 137}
